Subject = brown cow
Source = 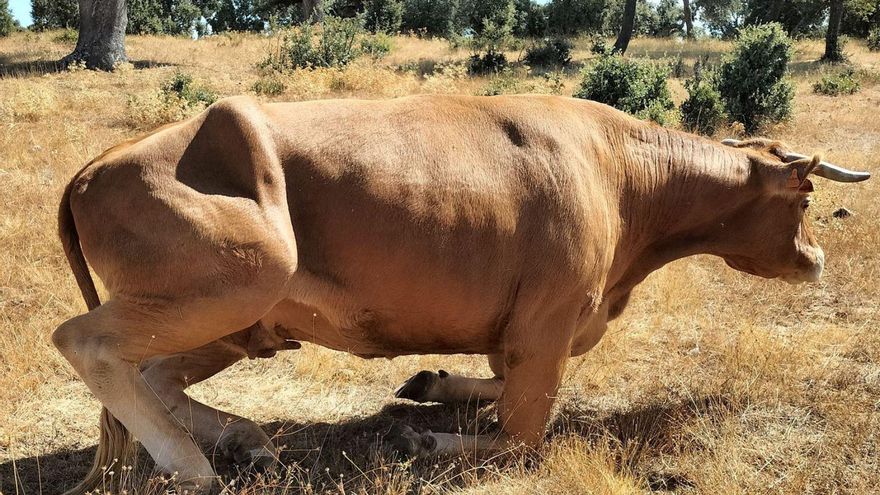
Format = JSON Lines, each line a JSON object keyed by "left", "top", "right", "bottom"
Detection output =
{"left": 53, "top": 95, "right": 868, "bottom": 493}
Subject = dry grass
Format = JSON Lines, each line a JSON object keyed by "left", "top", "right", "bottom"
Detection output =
{"left": 1, "top": 31, "right": 879, "bottom": 494}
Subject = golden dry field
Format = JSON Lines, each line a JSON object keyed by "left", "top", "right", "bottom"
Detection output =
{"left": 1, "top": 31, "right": 879, "bottom": 494}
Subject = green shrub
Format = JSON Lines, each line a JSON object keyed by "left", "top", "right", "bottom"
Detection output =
{"left": 479, "top": 67, "right": 566, "bottom": 95}
{"left": 480, "top": 67, "right": 521, "bottom": 95}
{"left": 52, "top": 28, "right": 78, "bottom": 44}
{"left": 524, "top": 38, "right": 573, "bottom": 68}
{"left": 868, "top": 27, "right": 880, "bottom": 52}
{"left": 161, "top": 71, "right": 217, "bottom": 108}
{"left": 252, "top": 75, "right": 287, "bottom": 96}
{"left": 364, "top": 0, "right": 404, "bottom": 33}
{"left": 128, "top": 71, "right": 217, "bottom": 129}
{"left": 574, "top": 53, "right": 674, "bottom": 124}
{"left": 680, "top": 64, "right": 725, "bottom": 135}
{"left": 467, "top": 2, "right": 516, "bottom": 74}
{"left": 717, "top": 23, "right": 794, "bottom": 134}
{"left": 590, "top": 35, "right": 609, "bottom": 55}
{"left": 402, "top": 0, "right": 458, "bottom": 37}
{"left": 671, "top": 53, "right": 685, "bottom": 78}
{"left": 469, "top": 51, "right": 508, "bottom": 74}
{"left": 360, "top": 32, "right": 394, "bottom": 59}
{"left": 813, "top": 67, "right": 861, "bottom": 96}
{"left": 265, "top": 16, "right": 365, "bottom": 70}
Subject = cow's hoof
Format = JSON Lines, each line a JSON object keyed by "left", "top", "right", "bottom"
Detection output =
{"left": 219, "top": 429, "right": 276, "bottom": 471}
{"left": 177, "top": 476, "right": 216, "bottom": 495}
{"left": 236, "top": 446, "right": 277, "bottom": 472}
{"left": 385, "top": 423, "right": 437, "bottom": 458}
{"left": 394, "top": 370, "right": 447, "bottom": 402}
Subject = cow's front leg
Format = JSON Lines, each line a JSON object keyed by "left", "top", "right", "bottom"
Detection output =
{"left": 388, "top": 304, "right": 577, "bottom": 455}
{"left": 394, "top": 353, "right": 505, "bottom": 403}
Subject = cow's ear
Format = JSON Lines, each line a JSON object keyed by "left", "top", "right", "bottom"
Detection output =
{"left": 799, "top": 178, "right": 814, "bottom": 193}
{"left": 782, "top": 155, "right": 820, "bottom": 192}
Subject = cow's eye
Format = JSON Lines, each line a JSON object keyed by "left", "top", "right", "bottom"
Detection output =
{"left": 802, "top": 198, "right": 811, "bottom": 210}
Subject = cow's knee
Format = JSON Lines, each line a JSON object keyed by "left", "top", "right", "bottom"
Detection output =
{"left": 52, "top": 316, "right": 86, "bottom": 358}
{"left": 52, "top": 315, "right": 116, "bottom": 376}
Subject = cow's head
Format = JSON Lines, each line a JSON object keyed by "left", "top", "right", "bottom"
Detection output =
{"left": 715, "top": 138, "right": 869, "bottom": 284}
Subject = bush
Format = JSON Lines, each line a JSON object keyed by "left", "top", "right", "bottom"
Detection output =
{"left": 868, "top": 27, "right": 880, "bottom": 52}
{"left": 52, "top": 28, "right": 78, "bottom": 44}
{"left": 590, "top": 36, "right": 609, "bottom": 55}
{"left": 717, "top": 23, "right": 794, "bottom": 134}
{"left": 524, "top": 37, "right": 573, "bottom": 68}
{"left": 127, "top": 72, "right": 217, "bottom": 130}
{"left": 813, "top": 67, "right": 861, "bottom": 96}
{"left": 680, "top": 64, "right": 725, "bottom": 135}
{"left": 161, "top": 71, "right": 217, "bottom": 108}
{"left": 467, "top": 2, "right": 516, "bottom": 74}
{"left": 479, "top": 67, "right": 566, "bottom": 95}
{"left": 360, "top": 32, "right": 393, "bottom": 59}
{"left": 469, "top": 51, "right": 508, "bottom": 74}
{"left": 252, "top": 75, "right": 287, "bottom": 96}
{"left": 402, "top": 0, "right": 458, "bottom": 37}
{"left": 574, "top": 53, "right": 674, "bottom": 124}
{"left": 480, "top": 67, "right": 521, "bottom": 95}
{"left": 364, "top": 0, "right": 404, "bottom": 33}
{"left": 265, "top": 16, "right": 364, "bottom": 70}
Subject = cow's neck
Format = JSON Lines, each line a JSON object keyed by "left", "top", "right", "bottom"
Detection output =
{"left": 605, "top": 126, "right": 754, "bottom": 298}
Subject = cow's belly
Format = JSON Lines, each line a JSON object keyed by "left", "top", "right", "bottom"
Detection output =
{"left": 261, "top": 276, "right": 506, "bottom": 358}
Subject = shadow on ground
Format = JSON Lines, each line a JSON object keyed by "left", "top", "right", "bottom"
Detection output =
{"left": 0, "top": 395, "right": 730, "bottom": 494}
{"left": 0, "top": 59, "right": 175, "bottom": 78}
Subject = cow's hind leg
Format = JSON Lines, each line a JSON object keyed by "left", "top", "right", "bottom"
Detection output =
{"left": 141, "top": 333, "right": 291, "bottom": 470}
{"left": 53, "top": 298, "right": 280, "bottom": 493}
{"left": 394, "top": 353, "right": 505, "bottom": 404}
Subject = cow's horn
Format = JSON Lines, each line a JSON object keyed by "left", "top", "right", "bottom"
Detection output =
{"left": 783, "top": 152, "right": 871, "bottom": 183}
{"left": 721, "top": 138, "right": 741, "bottom": 146}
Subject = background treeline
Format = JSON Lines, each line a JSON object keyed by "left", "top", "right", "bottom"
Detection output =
{"left": 23, "top": 0, "right": 880, "bottom": 40}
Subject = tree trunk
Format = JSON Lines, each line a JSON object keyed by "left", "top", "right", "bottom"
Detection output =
{"left": 613, "top": 0, "right": 638, "bottom": 54}
{"left": 683, "top": 0, "right": 694, "bottom": 39}
{"left": 302, "top": 0, "right": 324, "bottom": 22}
{"left": 62, "top": 0, "right": 127, "bottom": 71}
{"left": 823, "top": 0, "right": 844, "bottom": 62}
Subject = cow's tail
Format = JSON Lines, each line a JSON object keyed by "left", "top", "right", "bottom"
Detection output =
{"left": 58, "top": 179, "right": 136, "bottom": 495}
{"left": 58, "top": 178, "right": 100, "bottom": 311}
